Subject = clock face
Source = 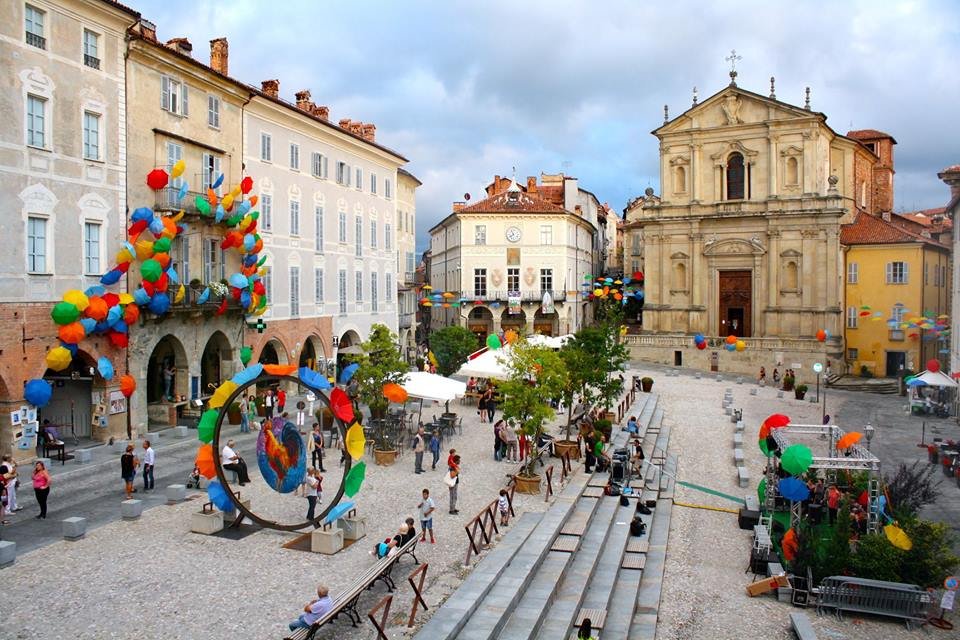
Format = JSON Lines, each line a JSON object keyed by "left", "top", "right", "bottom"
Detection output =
{"left": 506, "top": 226, "right": 522, "bottom": 243}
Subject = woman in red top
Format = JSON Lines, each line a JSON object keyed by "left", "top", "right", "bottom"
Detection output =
{"left": 32, "top": 461, "right": 51, "bottom": 519}
{"left": 826, "top": 485, "right": 841, "bottom": 524}
{"left": 447, "top": 449, "right": 456, "bottom": 470}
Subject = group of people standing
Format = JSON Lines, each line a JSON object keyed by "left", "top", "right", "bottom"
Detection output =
{"left": 468, "top": 378, "right": 498, "bottom": 423}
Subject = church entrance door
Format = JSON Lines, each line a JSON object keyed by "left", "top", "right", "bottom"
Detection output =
{"left": 718, "top": 270, "right": 752, "bottom": 337}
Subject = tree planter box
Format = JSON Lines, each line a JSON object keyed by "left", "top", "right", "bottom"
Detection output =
{"left": 374, "top": 449, "right": 398, "bottom": 466}
{"left": 227, "top": 407, "right": 242, "bottom": 425}
{"left": 554, "top": 440, "right": 581, "bottom": 461}
{"left": 641, "top": 379, "right": 654, "bottom": 392}
{"left": 121, "top": 499, "right": 143, "bottom": 520}
{"left": 794, "top": 390, "right": 806, "bottom": 400}
{"left": 514, "top": 474, "right": 541, "bottom": 495}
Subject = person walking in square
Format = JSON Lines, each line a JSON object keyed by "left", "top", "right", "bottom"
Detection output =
{"left": 121, "top": 444, "right": 139, "bottom": 499}
{"left": 287, "top": 585, "right": 333, "bottom": 632}
{"left": 239, "top": 395, "right": 250, "bottom": 433}
{"left": 827, "top": 484, "right": 841, "bottom": 524}
{"left": 0, "top": 455, "right": 20, "bottom": 513}
{"left": 32, "top": 461, "right": 50, "bottom": 519}
{"left": 141, "top": 440, "right": 155, "bottom": 491}
{"left": 478, "top": 386, "right": 488, "bottom": 423}
{"left": 308, "top": 423, "right": 326, "bottom": 471}
{"left": 305, "top": 468, "right": 322, "bottom": 523}
{"left": 413, "top": 426, "right": 426, "bottom": 474}
{"left": 296, "top": 400, "right": 306, "bottom": 433}
{"left": 277, "top": 387, "right": 287, "bottom": 414}
{"left": 505, "top": 423, "right": 519, "bottom": 462}
{"left": 429, "top": 430, "right": 441, "bottom": 470}
{"left": 263, "top": 389, "right": 275, "bottom": 419}
{"left": 418, "top": 488, "right": 436, "bottom": 543}
{"left": 484, "top": 387, "right": 497, "bottom": 423}
{"left": 447, "top": 455, "right": 461, "bottom": 514}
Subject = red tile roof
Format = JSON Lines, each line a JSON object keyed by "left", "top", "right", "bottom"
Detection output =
{"left": 841, "top": 212, "right": 948, "bottom": 248}
{"left": 941, "top": 165, "right": 960, "bottom": 174}
{"left": 897, "top": 208, "right": 951, "bottom": 229}
{"left": 846, "top": 129, "right": 896, "bottom": 142}
{"left": 458, "top": 188, "right": 569, "bottom": 214}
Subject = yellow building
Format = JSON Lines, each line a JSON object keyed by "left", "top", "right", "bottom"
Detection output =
{"left": 841, "top": 212, "right": 951, "bottom": 377}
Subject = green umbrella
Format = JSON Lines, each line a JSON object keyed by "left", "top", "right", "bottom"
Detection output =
{"left": 153, "top": 237, "right": 171, "bottom": 254}
{"left": 51, "top": 301, "right": 80, "bottom": 325}
{"left": 344, "top": 460, "right": 366, "bottom": 497}
{"left": 197, "top": 409, "right": 218, "bottom": 444}
{"left": 758, "top": 477, "right": 766, "bottom": 504}
{"left": 781, "top": 444, "right": 813, "bottom": 475}
{"left": 240, "top": 346, "right": 253, "bottom": 365}
{"left": 140, "top": 259, "right": 162, "bottom": 283}
{"left": 195, "top": 196, "right": 211, "bottom": 216}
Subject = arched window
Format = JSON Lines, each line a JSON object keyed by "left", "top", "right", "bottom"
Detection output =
{"left": 784, "top": 261, "right": 798, "bottom": 290}
{"left": 673, "top": 262, "right": 687, "bottom": 290}
{"left": 674, "top": 166, "right": 686, "bottom": 193}
{"left": 786, "top": 157, "right": 799, "bottom": 185}
{"left": 726, "top": 152, "right": 745, "bottom": 200}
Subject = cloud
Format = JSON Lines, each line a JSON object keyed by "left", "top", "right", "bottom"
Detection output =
{"left": 130, "top": 0, "right": 960, "bottom": 249}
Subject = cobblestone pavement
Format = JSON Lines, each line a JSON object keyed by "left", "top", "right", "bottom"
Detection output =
{"left": 0, "top": 393, "right": 575, "bottom": 640}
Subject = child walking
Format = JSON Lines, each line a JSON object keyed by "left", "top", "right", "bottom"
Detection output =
{"left": 418, "top": 488, "right": 436, "bottom": 544}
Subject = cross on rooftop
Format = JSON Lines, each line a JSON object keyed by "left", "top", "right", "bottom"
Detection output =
{"left": 725, "top": 49, "right": 742, "bottom": 72}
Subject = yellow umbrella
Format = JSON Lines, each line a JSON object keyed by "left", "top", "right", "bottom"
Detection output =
{"left": 884, "top": 524, "right": 912, "bottom": 551}
{"left": 345, "top": 421, "right": 366, "bottom": 461}
{"left": 208, "top": 380, "right": 238, "bottom": 409}
{"left": 46, "top": 346, "right": 73, "bottom": 372}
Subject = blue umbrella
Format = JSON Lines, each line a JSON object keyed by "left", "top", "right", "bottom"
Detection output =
{"left": 322, "top": 500, "right": 356, "bottom": 525}
{"left": 339, "top": 363, "right": 359, "bottom": 385}
{"left": 299, "top": 367, "right": 331, "bottom": 391}
{"left": 907, "top": 378, "right": 927, "bottom": 387}
{"left": 231, "top": 363, "right": 263, "bottom": 386}
{"left": 777, "top": 477, "right": 810, "bottom": 502}
{"left": 207, "top": 480, "right": 234, "bottom": 511}
{"left": 24, "top": 379, "right": 53, "bottom": 407}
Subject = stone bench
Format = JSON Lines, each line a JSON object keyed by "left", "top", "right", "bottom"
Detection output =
{"left": 735, "top": 420, "right": 744, "bottom": 432}
{"left": 724, "top": 407, "right": 733, "bottom": 416}
{"left": 74, "top": 449, "right": 92, "bottom": 464}
{"left": 311, "top": 525, "right": 344, "bottom": 554}
{"left": 744, "top": 495, "right": 760, "bottom": 510}
{"left": 0, "top": 540, "right": 15, "bottom": 568}
{"left": 172, "top": 426, "right": 190, "bottom": 438}
{"left": 734, "top": 448, "right": 744, "bottom": 465}
{"left": 737, "top": 466, "right": 750, "bottom": 488}
{"left": 63, "top": 516, "right": 87, "bottom": 540}
{"left": 336, "top": 514, "right": 367, "bottom": 542}
{"left": 166, "top": 484, "right": 187, "bottom": 504}
{"left": 191, "top": 509, "right": 224, "bottom": 535}
{"left": 121, "top": 499, "right": 143, "bottom": 520}
{"left": 750, "top": 388, "right": 758, "bottom": 396}
{"left": 737, "top": 377, "right": 744, "bottom": 385}
{"left": 777, "top": 391, "right": 784, "bottom": 399}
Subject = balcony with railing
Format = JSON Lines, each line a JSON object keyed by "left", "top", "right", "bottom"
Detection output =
{"left": 26, "top": 32, "right": 45, "bottom": 49}
{"left": 457, "top": 289, "right": 570, "bottom": 304}
{"left": 159, "top": 285, "right": 245, "bottom": 315}
{"left": 399, "top": 312, "right": 415, "bottom": 329}
{"left": 83, "top": 54, "right": 100, "bottom": 69}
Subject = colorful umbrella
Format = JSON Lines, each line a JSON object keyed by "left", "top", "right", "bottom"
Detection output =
{"left": 344, "top": 460, "right": 366, "bottom": 497}
{"left": 345, "top": 421, "right": 365, "bottom": 460}
{"left": 782, "top": 528, "right": 799, "bottom": 562}
{"left": 836, "top": 432, "right": 863, "bottom": 450}
{"left": 197, "top": 409, "right": 218, "bottom": 444}
{"left": 207, "top": 480, "right": 234, "bottom": 511}
{"left": 119, "top": 375, "right": 137, "bottom": 398}
{"left": 339, "top": 363, "right": 359, "bottom": 384}
{"left": 322, "top": 500, "right": 356, "bottom": 525}
{"left": 383, "top": 383, "right": 408, "bottom": 404}
{"left": 208, "top": 380, "right": 238, "bottom": 409}
{"left": 195, "top": 444, "right": 216, "bottom": 479}
{"left": 299, "top": 367, "right": 332, "bottom": 391}
{"left": 330, "top": 388, "right": 355, "bottom": 424}
{"left": 262, "top": 364, "right": 296, "bottom": 376}
{"left": 884, "top": 524, "right": 912, "bottom": 550}
{"left": 781, "top": 444, "right": 813, "bottom": 475}
{"left": 24, "top": 379, "right": 52, "bottom": 407}
{"left": 778, "top": 477, "right": 810, "bottom": 501}
{"left": 757, "top": 477, "right": 767, "bottom": 504}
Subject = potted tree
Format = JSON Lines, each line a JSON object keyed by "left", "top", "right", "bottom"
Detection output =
{"left": 500, "top": 340, "right": 566, "bottom": 494}
{"left": 555, "top": 327, "right": 609, "bottom": 460}
{"left": 640, "top": 377, "right": 654, "bottom": 393}
{"left": 794, "top": 384, "right": 808, "bottom": 400}
{"left": 783, "top": 372, "right": 796, "bottom": 391}
{"left": 227, "top": 401, "right": 242, "bottom": 425}
{"left": 346, "top": 324, "right": 409, "bottom": 466}
{"left": 594, "top": 312, "right": 629, "bottom": 421}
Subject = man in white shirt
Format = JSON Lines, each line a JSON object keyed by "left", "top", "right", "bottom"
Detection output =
{"left": 141, "top": 440, "right": 156, "bottom": 491}
{"left": 221, "top": 439, "right": 250, "bottom": 485}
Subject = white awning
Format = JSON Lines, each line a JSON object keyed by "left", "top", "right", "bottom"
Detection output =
{"left": 402, "top": 371, "right": 467, "bottom": 402}
{"left": 456, "top": 346, "right": 513, "bottom": 380}
{"left": 914, "top": 369, "right": 958, "bottom": 388}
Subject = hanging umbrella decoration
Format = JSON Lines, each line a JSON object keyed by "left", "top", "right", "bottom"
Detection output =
{"left": 780, "top": 444, "right": 813, "bottom": 476}
{"left": 692, "top": 334, "right": 707, "bottom": 350}
{"left": 758, "top": 413, "right": 790, "bottom": 457}
{"left": 836, "top": 432, "right": 863, "bottom": 450}
{"left": 884, "top": 523, "right": 913, "bottom": 551}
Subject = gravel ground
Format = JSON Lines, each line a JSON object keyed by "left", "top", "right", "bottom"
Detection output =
{"left": 0, "top": 398, "right": 574, "bottom": 640}
{"left": 644, "top": 367, "right": 926, "bottom": 640}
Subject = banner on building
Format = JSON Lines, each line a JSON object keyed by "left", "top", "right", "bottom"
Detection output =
{"left": 541, "top": 291, "right": 555, "bottom": 315}
{"left": 508, "top": 291, "right": 521, "bottom": 314}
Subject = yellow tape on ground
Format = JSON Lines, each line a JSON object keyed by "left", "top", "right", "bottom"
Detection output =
{"left": 672, "top": 500, "right": 740, "bottom": 514}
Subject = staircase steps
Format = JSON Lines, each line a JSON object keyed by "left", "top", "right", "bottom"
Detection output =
{"left": 628, "top": 495, "right": 674, "bottom": 638}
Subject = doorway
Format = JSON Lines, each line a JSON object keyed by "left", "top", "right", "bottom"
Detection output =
{"left": 885, "top": 351, "right": 906, "bottom": 378}
{"left": 718, "top": 270, "right": 752, "bottom": 337}
{"left": 674, "top": 350, "right": 682, "bottom": 367}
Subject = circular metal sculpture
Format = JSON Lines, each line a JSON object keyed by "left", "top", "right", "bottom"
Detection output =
{"left": 208, "top": 371, "right": 359, "bottom": 532}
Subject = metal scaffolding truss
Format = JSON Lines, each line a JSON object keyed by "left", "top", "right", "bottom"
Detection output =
{"left": 765, "top": 423, "right": 882, "bottom": 534}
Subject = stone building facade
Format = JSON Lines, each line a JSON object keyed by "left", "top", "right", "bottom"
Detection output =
{"left": 396, "top": 168, "right": 421, "bottom": 360}
{"left": 0, "top": 0, "right": 139, "bottom": 455}
{"left": 624, "top": 78, "right": 873, "bottom": 376}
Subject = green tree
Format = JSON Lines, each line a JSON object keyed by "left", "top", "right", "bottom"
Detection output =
{"left": 849, "top": 533, "right": 905, "bottom": 583}
{"left": 499, "top": 340, "right": 566, "bottom": 477}
{"left": 900, "top": 519, "right": 959, "bottom": 587}
{"left": 346, "top": 324, "right": 409, "bottom": 419}
{"left": 594, "top": 313, "right": 629, "bottom": 413}
{"left": 884, "top": 462, "right": 942, "bottom": 521}
{"left": 429, "top": 326, "right": 478, "bottom": 376}
{"left": 819, "top": 499, "right": 852, "bottom": 580}
{"left": 557, "top": 326, "right": 607, "bottom": 441}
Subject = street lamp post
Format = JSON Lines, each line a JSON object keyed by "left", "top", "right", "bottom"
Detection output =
{"left": 864, "top": 422, "right": 875, "bottom": 451}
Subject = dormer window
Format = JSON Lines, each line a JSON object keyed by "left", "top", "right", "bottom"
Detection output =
{"left": 507, "top": 190, "right": 519, "bottom": 205}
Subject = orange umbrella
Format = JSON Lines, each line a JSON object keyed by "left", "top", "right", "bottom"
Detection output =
{"left": 442, "top": 292, "right": 455, "bottom": 299}
{"left": 195, "top": 444, "right": 216, "bottom": 479}
{"left": 383, "top": 383, "right": 408, "bottom": 404}
{"left": 58, "top": 321, "right": 86, "bottom": 344}
{"left": 836, "top": 432, "right": 863, "bottom": 450}
{"left": 262, "top": 364, "right": 296, "bottom": 376}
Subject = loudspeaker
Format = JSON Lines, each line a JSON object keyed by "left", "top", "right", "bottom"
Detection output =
{"left": 738, "top": 508, "right": 761, "bottom": 530}
{"left": 611, "top": 460, "right": 626, "bottom": 483}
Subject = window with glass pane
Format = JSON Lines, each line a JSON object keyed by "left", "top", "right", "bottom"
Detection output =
{"left": 848, "top": 348, "right": 858, "bottom": 360}
{"left": 160, "top": 76, "right": 186, "bottom": 115}
{"left": 83, "top": 29, "right": 99, "bottom": 68}
{"left": 165, "top": 142, "right": 183, "bottom": 202}
{"left": 474, "top": 268, "right": 487, "bottom": 297}
{"left": 406, "top": 252, "right": 415, "bottom": 274}
{"left": 385, "top": 179, "right": 392, "bottom": 199}
{"left": 260, "top": 132, "right": 271, "bottom": 161}
{"left": 337, "top": 162, "right": 351, "bottom": 186}
{"left": 207, "top": 95, "right": 220, "bottom": 128}
{"left": 385, "top": 274, "right": 392, "bottom": 303}
{"left": 84, "top": 222, "right": 101, "bottom": 274}
{"left": 261, "top": 194, "right": 272, "bottom": 230}
{"left": 290, "top": 200, "right": 300, "bottom": 235}
{"left": 847, "top": 262, "right": 858, "bottom": 284}
{"left": 315, "top": 268, "right": 324, "bottom": 304}
{"left": 507, "top": 268, "right": 520, "bottom": 292}
{"left": 25, "top": 5, "right": 45, "bottom": 49}
{"left": 356, "top": 167, "right": 363, "bottom": 190}
{"left": 892, "top": 306, "right": 905, "bottom": 323}
{"left": 371, "top": 273, "right": 378, "bottom": 312}
{"left": 83, "top": 112, "right": 100, "bottom": 160}
{"left": 338, "top": 270, "right": 347, "bottom": 314}
{"left": 175, "top": 235, "right": 190, "bottom": 283}
{"left": 26, "top": 95, "right": 46, "bottom": 148}
{"left": 290, "top": 143, "right": 299, "bottom": 170}
{"left": 203, "top": 239, "right": 221, "bottom": 283}
{"left": 385, "top": 224, "right": 392, "bottom": 250}
{"left": 312, "top": 153, "right": 327, "bottom": 178}
{"left": 540, "top": 268, "right": 552, "bottom": 292}
{"left": 355, "top": 216, "right": 362, "bottom": 257}
{"left": 846, "top": 306, "right": 858, "bottom": 329}
{"left": 475, "top": 225, "right": 486, "bottom": 245}
{"left": 201, "top": 153, "right": 221, "bottom": 193}
{"left": 314, "top": 206, "right": 324, "bottom": 252}
{"left": 886, "top": 261, "right": 907, "bottom": 284}
{"left": 540, "top": 225, "right": 552, "bottom": 245}
{"left": 355, "top": 271, "right": 363, "bottom": 302}
{"left": 370, "top": 220, "right": 377, "bottom": 248}
{"left": 370, "top": 173, "right": 377, "bottom": 194}
{"left": 27, "top": 216, "right": 46, "bottom": 272}
{"left": 289, "top": 266, "right": 300, "bottom": 316}
{"left": 338, "top": 212, "right": 347, "bottom": 242}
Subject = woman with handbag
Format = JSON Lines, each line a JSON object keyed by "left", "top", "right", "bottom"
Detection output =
{"left": 32, "top": 461, "right": 51, "bottom": 519}
{"left": 446, "top": 455, "right": 461, "bottom": 514}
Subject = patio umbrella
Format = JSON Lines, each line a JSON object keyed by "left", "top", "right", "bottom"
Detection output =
{"left": 913, "top": 370, "right": 958, "bottom": 387}
{"left": 780, "top": 444, "right": 813, "bottom": 475}
{"left": 836, "top": 432, "right": 863, "bottom": 450}
{"left": 402, "top": 371, "right": 467, "bottom": 424}
{"left": 884, "top": 524, "right": 913, "bottom": 551}
{"left": 456, "top": 346, "right": 512, "bottom": 379}
{"left": 778, "top": 477, "right": 810, "bottom": 502}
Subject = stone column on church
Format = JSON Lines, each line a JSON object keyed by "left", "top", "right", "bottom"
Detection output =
{"left": 691, "top": 144, "right": 700, "bottom": 202}
{"left": 768, "top": 136, "right": 778, "bottom": 198}
{"left": 800, "top": 230, "right": 817, "bottom": 335}
{"left": 825, "top": 227, "right": 840, "bottom": 335}
{"left": 766, "top": 231, "right": 780, "bottom": 335}
{"left": 802, "top": 132, "right": 815, "bottom": 194}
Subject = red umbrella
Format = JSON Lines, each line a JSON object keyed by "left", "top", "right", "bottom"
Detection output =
{"left": 330, "top": 387, "right": 355, "bottom": 423}
{"left": 146, "top": 168, "right": 169, "bottom": 191}
{"left": 759, "top": 413, "right": 790, "bottom": 440}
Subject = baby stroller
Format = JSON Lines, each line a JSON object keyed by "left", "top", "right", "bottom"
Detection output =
{"left": 185, "top": 465, "right": 204, "bottom": 489}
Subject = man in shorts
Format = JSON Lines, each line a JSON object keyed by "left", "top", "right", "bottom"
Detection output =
{"left": 417, "top": 488, "right": 436, "bottom": 544}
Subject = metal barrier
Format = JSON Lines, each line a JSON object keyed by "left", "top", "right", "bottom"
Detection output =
{"left": 544, "top": 465, "right": 555, "bottom": 501}
{"left": 463, "top": 483, "right": 515, "bottom": 566}
{"left": 367, "top": 594, "right": 393, "bottom": 640}
{"left": 406, "top": 563, "right": 429, "bottom": 627}
{"left": 816, "top": 576, "right": 932, "bottom": 628}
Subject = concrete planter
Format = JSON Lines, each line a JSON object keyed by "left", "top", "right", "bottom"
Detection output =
{"left": 190, "top": 510, "right": 224, "bottom": 535}
{"left": 311, "top": 527, "right": 344, "bottom": 554}
{"left": 336, "top": 516, "right": 367, "bottom": 541}
{"left": 166, "top": 484, "right": 187, "bottom": 503}
{"left": 62, "top": 517, "right": 87, "bottom": 540}
{"left": 0, "top": 540, "right": 15, "bottom": 568}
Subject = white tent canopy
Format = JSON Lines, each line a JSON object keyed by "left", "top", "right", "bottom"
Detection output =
{"left": 401, "top": 371, "right": 467, "bottom": 402}
{"left": 456, "top": 346, "right": 513, "bottom": 379}
{"left": 526, "top": 334, "right": 574, "bottom": 350}
{"left": 913, "top": 369, "right": 958, "bottom": 388}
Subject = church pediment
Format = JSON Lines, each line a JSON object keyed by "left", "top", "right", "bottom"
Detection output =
{"left": 702, "top": 237, "right": 766, "bottom": 256}
{"left": 654, "top": 86, "right": 819, "bottom": 137}
{"left": 779, "top": 248, "right": 802, "bottom": 257}
{"left": 670, "top": 251, "right": 690, "bottom": 260}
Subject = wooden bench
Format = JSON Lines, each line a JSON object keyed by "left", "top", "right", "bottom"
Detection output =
{"left": 789, "top": 612, "right": 817, "bottom": 639}
{"left": 815, "top": 576, "right": 931, "bottom": 629}
{"left": 283, "top": 536, "right": 419, "bottom": 640}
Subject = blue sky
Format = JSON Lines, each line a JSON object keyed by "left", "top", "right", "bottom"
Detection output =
{"left": 128, "top": 0, "right": 960, "bottom": 250}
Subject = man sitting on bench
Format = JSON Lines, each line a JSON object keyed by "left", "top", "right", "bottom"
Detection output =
{"left": 288, "top": 584, "right": 333, "bottom": 632}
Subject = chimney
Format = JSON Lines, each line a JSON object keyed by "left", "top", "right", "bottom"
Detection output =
{"left": 881, "top": 211, "right": 891, "bottom": 222}
{"left": 339, "top": 118, "right": 352, "bottom": 130}
{"left": 311, "top": 105, "right": 329, "bottom": 121}
{"left": 349, "top": 122, "right": 363, "bottom": 136}
{"left": 261, "top": 79, "right": 279, "bottom": 98}
{"left": 526, "top": 176, "right": 537, "bottom": 193}
{"left": 209, "top": 38, "right": 228, "bottom": 75}
{"left": 939, "top": 165, "right": 960, "bottom": 201}
{"left": 361, "top": 123, "right": 376, "bottom": 142}
{"left": 295, "top": 90, "right": 313, "bottom": 112}
{"left": 136, "top": 18, "right": 157, "bottom": 42}
{"left": 453, "top": 202, "right": 465, "bottom": 212}
{"left": 165, "top": 38, "right": 193, "bottom": 57}
{"left": 486, "top": 175, "right": 501, "bottom": 196}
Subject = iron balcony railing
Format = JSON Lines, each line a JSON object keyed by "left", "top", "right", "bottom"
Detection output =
{"left": 26, "top": 32, "right": 46, "bottom": 49}
{"left": 84, "top": 54, "right": 100, "bottom": 69}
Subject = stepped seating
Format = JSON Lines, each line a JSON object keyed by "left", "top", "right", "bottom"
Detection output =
{"left": 415, "top": 391, "right": 674, "bottom": 640}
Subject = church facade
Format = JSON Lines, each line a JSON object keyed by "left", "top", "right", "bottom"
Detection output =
{"left": 624, "top": 78, "right": 876, "bottom": 376}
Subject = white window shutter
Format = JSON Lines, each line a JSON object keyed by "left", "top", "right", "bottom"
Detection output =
{"left": 902, "top": 263, "right": 908, "bottom": 283}
{"left": 182, "top": 83, "right": 189, "bottom": 116}
{"left": 885, "top": 262, "right": 891, "bottom": 283}
{"left": 161, "top": 76, "right": 170, "bottom": 111}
